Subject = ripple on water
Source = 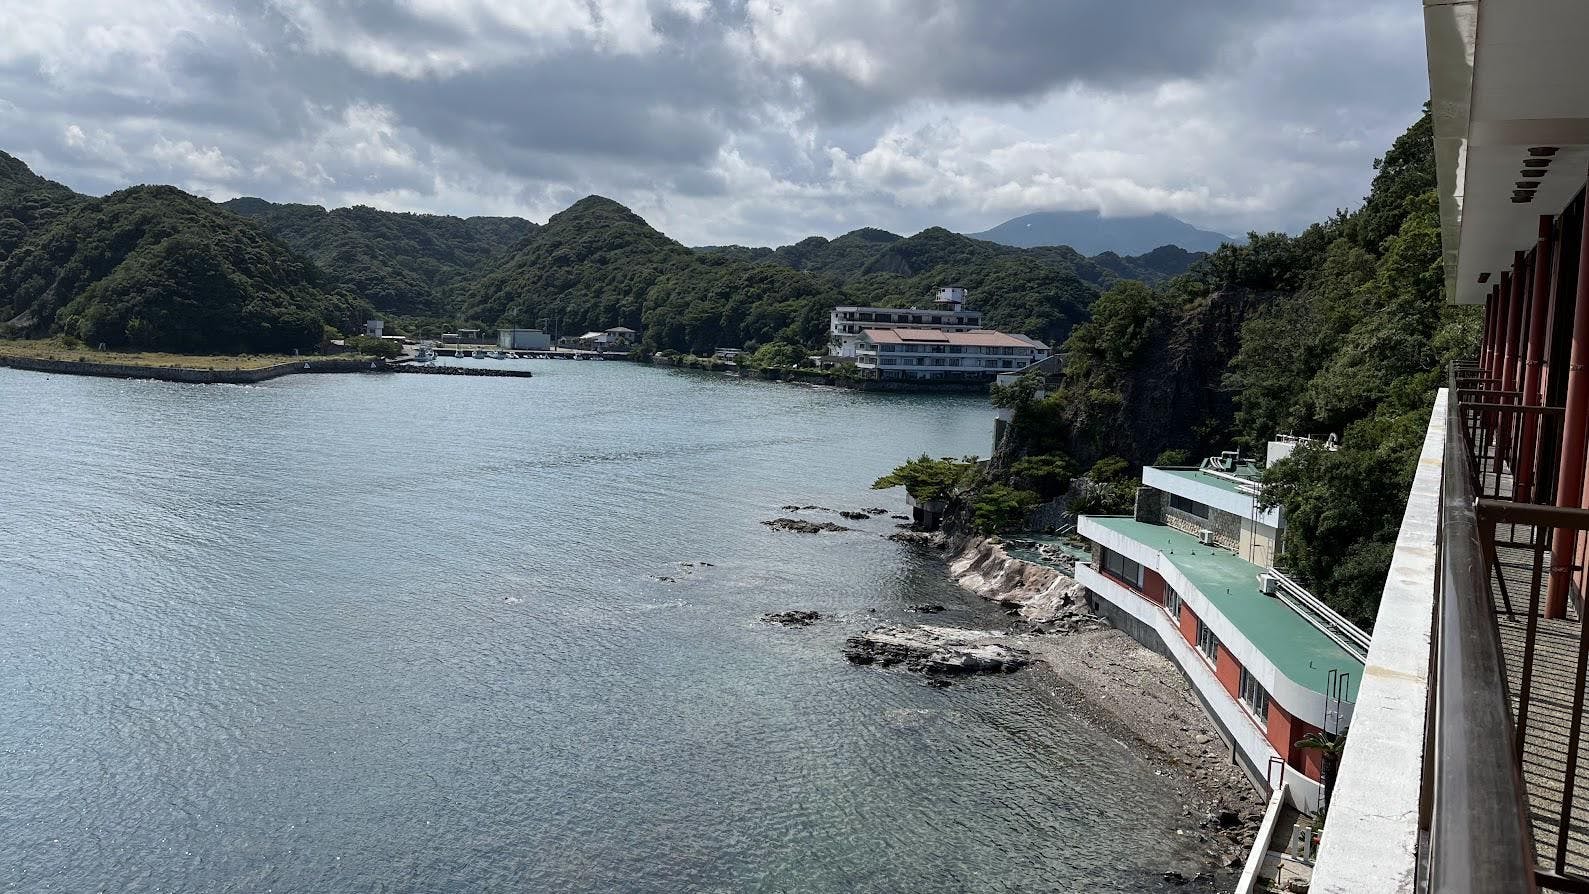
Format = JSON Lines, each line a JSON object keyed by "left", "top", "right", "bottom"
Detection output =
{"left": 0, "top": 364, "right": 1211, "bottom": 893}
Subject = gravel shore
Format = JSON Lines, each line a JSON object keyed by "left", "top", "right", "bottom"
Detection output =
{"left": 948, "top": 536, "right": 1267, "bottom": 877}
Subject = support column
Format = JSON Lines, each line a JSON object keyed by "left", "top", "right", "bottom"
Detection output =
{"left": 1518, "top": 216, "right": 1555, "bottom": 502}
{"left": 1496, "top": 259, "right": 1528, "bottom": 476}
{"left": 1547, "top": 191, "right": 1589, "bottom": 618}
{"left": 1504, "top": 252, "right": 1529, "bottom": 396}
{"left": 1493, "top": 276, "right": 1513, "bottom": 385}
{"left": 1482, "top": 288, "right": 1497, "bottom": 375}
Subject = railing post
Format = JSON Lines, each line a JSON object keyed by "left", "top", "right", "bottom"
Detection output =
{"left": 1519, "top": 217, "right": 1556, "bottom": 502}
{"left": 1549, "top": 178, "right": 1589, "bottom": 619}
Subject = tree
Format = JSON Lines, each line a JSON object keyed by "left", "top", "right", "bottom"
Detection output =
{"left": 872, "top": 455, "right": 974, "bottom": 503}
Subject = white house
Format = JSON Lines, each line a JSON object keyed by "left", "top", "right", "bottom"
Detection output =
{"left": 830, "top": 286, "right": 983, "bottom": 358}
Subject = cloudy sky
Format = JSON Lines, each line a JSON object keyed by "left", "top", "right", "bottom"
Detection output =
{"left": 0, "top": 0, "right": 1429, "bottom": 246}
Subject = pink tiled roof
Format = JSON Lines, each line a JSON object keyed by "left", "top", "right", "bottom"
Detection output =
{"left": 862, "top": 328, "right": 1049, "bottom": 349}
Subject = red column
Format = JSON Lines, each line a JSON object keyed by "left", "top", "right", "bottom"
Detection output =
{"left": 1493, "top": 276, "right": 1513, "bottom": 384}
{"left": 1496, "top": 260, "right": 1528, "bottom": 475}
{"left": 1482, "top": 288, "right": 1497, "bottom": 375}
{"left": 1547, "top": 192, "right": 1589, "bottom": 618}
{"left": 1518, "top": 216, "right": 1555, "bottom": 502}
{"left": 1504, "top": 252, "right": 1528, "bottom": 395}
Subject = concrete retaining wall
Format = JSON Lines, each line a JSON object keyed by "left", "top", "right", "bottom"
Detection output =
{"left": 0, "top": 354, "right": 381, "bottom": 384}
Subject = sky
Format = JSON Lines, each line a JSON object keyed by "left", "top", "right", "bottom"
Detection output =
{"left": 0, "top": 0, "right": 1430, "bottom": 247}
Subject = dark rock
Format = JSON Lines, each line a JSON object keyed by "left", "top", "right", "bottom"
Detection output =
{"left": 1162, "top": 871, "right": 1186, "bottom": 885}
{"left": 907, "top": 603, "right": 946, "bottom": 614}
{"left": 925, "top": 678, "right": 952, "bottom": 689}
{"left": 763, "top": 610, "right": 822, "bottom": 627}
{"left": 763, "top": 517, "right": 851, "bottom": 534}
{"left": 1217, "top": 810, "right": 1240, "bottom": 828}
{"left": 891, "top": 514, "right": 910, "bottom": 520}
{"left": 839, "top": 510, "right": 870, "bottom": 521}
{"left": 781, "top": 504, "right": 802, "bottom": 511}
{"left": 865, "top": 508, "right": 889, "bottom": 515}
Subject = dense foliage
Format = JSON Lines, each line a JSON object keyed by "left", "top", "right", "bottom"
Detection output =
{"left": 0, "top": 185, "right": 371, "bottom": 353}
{"left": 979, "top": 107, "right": 1478, "bottom": 628}
{"left": 224, "top": 198, "right": 533, "bottom": 315}
{"left": 462, "top": 196, "right": 1178, "bottom": 355}
{"left": 0, "top": 150, "right": 81, "bottom": 265}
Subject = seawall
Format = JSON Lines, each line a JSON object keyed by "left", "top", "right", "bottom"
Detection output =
{"left": 0, "top": 355, "right": 382, "bottom": 384}
{"left": 648, "top": 355, "right": 990, "bottom": 393}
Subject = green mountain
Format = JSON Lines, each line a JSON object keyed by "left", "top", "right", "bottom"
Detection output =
{"left": 223, "top": 197, "right": 534, "bottom": 315}
{"left": 464, "top": 198, "right": 1116, "bottom": 352}
{"left": 696, "top": 228, "right": 904, "bottom": 281}
{"left": 0, "top": 150, "right": 83, "bottom": 265}
{"left": 1, "top": 184, "right": 370, "bottom": 353}
{"left": 460, "top": 196, "right": 847, "bottom": 352}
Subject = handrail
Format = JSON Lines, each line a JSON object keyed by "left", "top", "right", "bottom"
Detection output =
{"left": 1427, "top": 370, "right": 1538, "bottom": 893}
{"left": 1268, "top": 568, "right": 1371, "bottom": 662}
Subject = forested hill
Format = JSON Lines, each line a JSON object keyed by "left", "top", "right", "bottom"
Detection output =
{"left": 223, "top": 198, "right": 535, "bottom": 316}
{"left": 461, "top": 196, "right": 1121, "bottom": 352}
{"left": 0, "top": 150, "right": 83, "bottom": 264}
{"left": 0, "top": 149, "right": 1200, "bottom": 357}
{"left": 0, "top": 184, "right": 371, "bottom": 353}
{"left": 696, "top": 229, "right": 1200, "bottom": 288}
{"left": 987, "top": 108, "right": 1471, "bottom": 628}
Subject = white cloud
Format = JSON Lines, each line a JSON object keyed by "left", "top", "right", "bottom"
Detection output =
{"left": 0, "top": 0, "right": 1429, "bottom": 246}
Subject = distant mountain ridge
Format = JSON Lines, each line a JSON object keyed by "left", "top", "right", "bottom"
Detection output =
{"left": 970, "top": 209, "right": 1233, "bottom": 255}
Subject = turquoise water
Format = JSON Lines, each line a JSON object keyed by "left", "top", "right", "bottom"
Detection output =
{"left": 0, "top": 360, "right": 1206, "bottom": 892}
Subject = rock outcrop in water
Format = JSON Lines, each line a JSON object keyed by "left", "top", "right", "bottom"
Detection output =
{"left": 762, "top": 610, "right": 822, "bottom": 627}
{"left": 844, "top": 625, "right": 1030, "bottom": 675}
{"left": 763, "top": 517, "right": 850, "bottom": 533}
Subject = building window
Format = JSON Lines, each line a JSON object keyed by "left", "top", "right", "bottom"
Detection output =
{"left": 1102, "top": 549, "right": 1143, "bottom": 588}
{"left": 1165, "top": 586, "right": 1182, "bottom": 619}
{"left": 1196, "top": 618, "right": 1219, "bottom": 662}
{"left": 1169, "top": 493, "right": 1211, "bottom": 519}
{"left": 1239, "top": 667, "right": 1270, "bottom": 724}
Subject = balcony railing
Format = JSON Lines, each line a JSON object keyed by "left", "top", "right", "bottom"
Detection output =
{"left": 1313, "top": 363, "right": 1589, "bottom": 892}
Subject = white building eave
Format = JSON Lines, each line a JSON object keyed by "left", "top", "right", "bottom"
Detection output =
{"left": 1427, "top": 0, "right": 1589, "bottom": 305}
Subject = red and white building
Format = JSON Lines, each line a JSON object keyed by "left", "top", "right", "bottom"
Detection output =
{"left": 1075, "top": 458, "right": 1368, "bottom": 813}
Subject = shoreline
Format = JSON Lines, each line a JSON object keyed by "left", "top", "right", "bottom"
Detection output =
{"left": 0, "top": 352, "right": 384, "bottom": 384}
{"left": 946, "top": 535, "right": 1265, "bottom": 876}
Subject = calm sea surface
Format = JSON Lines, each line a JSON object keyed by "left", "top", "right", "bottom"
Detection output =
{"left": 0, "top": 359, "right": 1205, "bottom": 893}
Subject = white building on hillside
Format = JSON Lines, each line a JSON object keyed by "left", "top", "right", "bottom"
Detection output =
{"left": 855, "top": 328, "right": 1049, "bottom": 381}
{"left": 830, "top": 286, "right": 982, "bottom": 358}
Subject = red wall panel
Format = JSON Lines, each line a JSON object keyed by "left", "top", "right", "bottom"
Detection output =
{"left": 1214, "top": 646, "right": 1242, "bottom": 699}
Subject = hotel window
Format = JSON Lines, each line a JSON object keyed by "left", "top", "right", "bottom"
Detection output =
{"left": 1239, "top": 667, "right": 1270, "bottom": 724}
{"left": 1164, "top": 586, "right": 1182, "bottom": 619}
{"left": 1169, "top": 493, "right": 1211, "bottom": 519}
{"left": 1196, "top": 618, "right": 1219, "bottom": 662}
{"left": 1101, "top": 549, "right": 1143, "bottom": 588}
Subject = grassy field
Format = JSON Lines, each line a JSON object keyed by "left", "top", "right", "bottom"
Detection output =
{"left": 0, "top": 339, "right": 335, "bottom": 370}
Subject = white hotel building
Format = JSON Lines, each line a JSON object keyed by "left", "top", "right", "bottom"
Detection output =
{"left": 854, "top": 328, "right": 1050, "bottom": 381}
{"left": 829, "top": 286, "right": 983, "bottom": 358}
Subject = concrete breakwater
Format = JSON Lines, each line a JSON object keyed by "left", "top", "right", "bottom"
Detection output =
{"left": 0, "top": 354, "right": 381, "bottom": 384}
